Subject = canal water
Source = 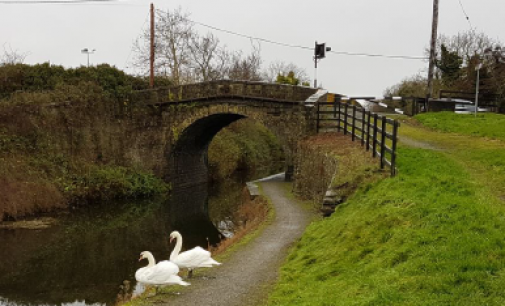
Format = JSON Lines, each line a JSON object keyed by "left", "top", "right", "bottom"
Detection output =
{"left": 0, "top": 166, "right": 280, "bottom": 306}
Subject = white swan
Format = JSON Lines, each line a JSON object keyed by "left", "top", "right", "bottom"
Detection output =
{"left": 135, "top": 251, "right": 190, "bottom": 295}
{"left": 169, "top": 231, "right": 221, "bottom": 278}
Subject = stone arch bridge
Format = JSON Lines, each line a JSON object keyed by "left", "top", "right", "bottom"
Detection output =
{"left": 130, "top": 80, "right": 319, "bottom": 189}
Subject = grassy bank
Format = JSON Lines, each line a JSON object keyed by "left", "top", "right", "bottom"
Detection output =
{"left": 416, "top": 112, "right": 505, "bottom": 141}
{"left": 267, "top": 114, "right": 505, "bottom": 305}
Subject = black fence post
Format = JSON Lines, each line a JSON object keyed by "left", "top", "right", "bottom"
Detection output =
{"left": 380, "top": 116, "right": 387, "bottom": 169}
{"left": 352, "top": 105, "right": 357, "bottom": 141}
{"left": 366, "top": 111, "right": 371, "bottom": 151}
{"left": 344, "top": 103, "right": 348, "bottom": 135}
{"left": 316, "top": 100, "right": 320, "bottom": 133}
{"left": 373, "top": 113, "right": 378, "bottom": 157}
{"left": 333, "top": 98, "right": 337, "bottom": 118}
{"left": 391, "top": 120, "right": 399, "bottom": 176}
{"left": 337, "top": 101, "right": 342, "bottom": 132}
{"left": 361, "top": 107, "right": 366, "bottom": 146}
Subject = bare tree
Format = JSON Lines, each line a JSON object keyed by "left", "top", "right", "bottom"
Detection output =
{"left": 263, "top": 61, "right": 310, "bottom": 84}
{"left": 1, "top": 44, "right": 27, "bottom": 65}
{"left": 132, "top": 7, "right": 193, "bottom": 85}
{"left": 384, "top": 74, "right": 443, "bottom": 98}
{"left": 226, "top": 43, "right": 263, "bottom": 81}
{"left": 427, "top": 30, "right": 498, "bottom": 65}
{"left": 188, "top": 32, "right": 229, "bottom": 82}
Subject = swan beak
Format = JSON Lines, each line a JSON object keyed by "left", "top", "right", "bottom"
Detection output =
{"left": 170, "top": 237, "right": 174, "bottom": 243}
{"left": 138, "top": 257, "right": 143, "bottom": 261}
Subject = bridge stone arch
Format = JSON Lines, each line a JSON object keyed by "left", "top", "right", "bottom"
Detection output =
{"left": 164, "top": 97, "right": 315, "bottom": 189}
{"left": 133, "top": 80, "right": 319, "bottom": 189}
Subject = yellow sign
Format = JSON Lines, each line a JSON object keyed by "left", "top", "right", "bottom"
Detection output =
{"left": 327, "top": 93, "right": 335, "bottom": 103}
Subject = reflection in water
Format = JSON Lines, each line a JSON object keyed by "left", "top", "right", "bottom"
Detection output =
{"left": 0, "top": 179, "right": 237, "bottom": 306}
{"left": 0, "top": 298, "right": 103, "bottom": 306}
{"left": 0, "top": 164, "right": 283, "bottom": 306}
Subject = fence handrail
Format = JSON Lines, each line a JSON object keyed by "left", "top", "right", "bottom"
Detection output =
{"left": 316, "top": 100, "right": 400, "bottom": 177}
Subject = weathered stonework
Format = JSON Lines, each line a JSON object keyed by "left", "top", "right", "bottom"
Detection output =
{"left": 162, "top": 97, "right": 317, "bottom": 189}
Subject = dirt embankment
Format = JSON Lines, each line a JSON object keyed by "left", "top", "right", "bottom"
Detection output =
{"left": 293, "top": 133, "right": 384, "bottom": 206}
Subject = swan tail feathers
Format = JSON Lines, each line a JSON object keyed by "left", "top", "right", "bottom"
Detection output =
{"left": 204, "top": 258, "right": 221, "bottom": 266}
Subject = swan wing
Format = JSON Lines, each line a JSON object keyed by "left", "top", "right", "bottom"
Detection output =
{"left": 136, "top": 261, "right": 183, "bottom": 285}
{"left": 173, "top": 247, "right": 220, "bottom": 268}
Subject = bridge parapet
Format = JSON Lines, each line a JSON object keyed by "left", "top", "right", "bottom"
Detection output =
{"left": 130, "top": 80, "right": 317, "bottom": 105}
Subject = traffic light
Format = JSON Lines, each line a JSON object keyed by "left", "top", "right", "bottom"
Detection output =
{"left": 315, "top": 42, "right": 326, "bottom": 59}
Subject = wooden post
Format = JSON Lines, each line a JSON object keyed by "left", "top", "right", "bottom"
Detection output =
{"left": 426, "top": 0, "right": 439, "bottom": 107}
{"left": 366, "top": 111, "right": 371, "bottom": 151}
{"left": 380, "top": 116, "right": 387, "bottom": 169}
{"left": 373, "top": 113, "right": 378, "bottom": 157}
{"left": 333, "top": 98, "right": 337, "bottom": 118}
{"left": 344, "top": 103, "right": 348, "bottom": 135}
{"left": 352, "top": 105, "right": 356, "bottom": 141}
{"left": 337, "top": 100, "right": 341, "bottom": 132}
{"left": 149, "top": 3, "right": 155, "bottom": 89}
{"left": 391, "top": 120, "right": 399, "bottom": 176}
{"left": 361, "top": 107, "right": 366, "bottom": 146}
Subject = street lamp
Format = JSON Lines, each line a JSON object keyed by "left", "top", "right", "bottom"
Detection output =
{"left": 81, "top": 48, "right": 96, "bottom": 67}
{"left": 474, "top": 47, "right": 502, "bottom": 117}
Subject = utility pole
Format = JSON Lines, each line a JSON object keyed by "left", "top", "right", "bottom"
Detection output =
{"left": 149, "top": 3, "right": 155, "bottom": 89}
{"left": 314, "top": 41, "right": 318, "bottom": 88}
{"left": 426, "top": 0, "right": 439, "bottom": 107}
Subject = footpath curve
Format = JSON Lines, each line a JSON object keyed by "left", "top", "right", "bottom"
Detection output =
{"left": 162, "top": 175, "right": 311, "bottom": 306}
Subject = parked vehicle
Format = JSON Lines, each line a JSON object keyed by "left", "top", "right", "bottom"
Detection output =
{"left": 455, "top": 103, "right": 491, "bottom": 114}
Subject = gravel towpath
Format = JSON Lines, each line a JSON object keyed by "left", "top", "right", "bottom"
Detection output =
{"left": 162, "top": 175, "right": 311, "bottom": 306}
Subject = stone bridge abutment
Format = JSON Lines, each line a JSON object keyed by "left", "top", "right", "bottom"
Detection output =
{"left": 159, "top": 97, "right": 316, "bottom": 189}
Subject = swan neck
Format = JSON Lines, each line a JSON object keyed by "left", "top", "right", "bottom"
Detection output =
{"left": 171, "top": 234, "right": 183, "bottom": 261}
{"left": 146, "top": 253, "right": 156, "bottom": 267}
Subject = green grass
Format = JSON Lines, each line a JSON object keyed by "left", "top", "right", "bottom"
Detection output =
{"left": 416, "top": 112, "right": 505, "bottom": 141}
{"left": 267, "top": 146, "right": 505, "bottom": 306}
{"left": 399, "top": 114, "right": 505, "bottom": 203}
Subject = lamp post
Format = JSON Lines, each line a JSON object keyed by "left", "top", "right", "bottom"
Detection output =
{"left": 81, "top": 48, "right": 96, "bottom": 67}
{"left": 474, "top": 48, "right": 495, "bottom": 117}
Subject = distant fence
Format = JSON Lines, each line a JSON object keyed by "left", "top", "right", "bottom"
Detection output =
{"left": 316, "top": 100, "right": 400, "bottom": 177}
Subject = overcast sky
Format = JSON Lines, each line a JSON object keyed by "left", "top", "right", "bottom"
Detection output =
{"left": 1, "top": 0, "right": 504, "bottom": 96}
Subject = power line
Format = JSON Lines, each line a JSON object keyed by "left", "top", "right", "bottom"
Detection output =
{"left": 124, "top": 11, "right": 150, "bottom": 70}
{"left": 152, "top": 10, "right": 428, "bottom": 61}
{"left": 329, "top": 50, "right": 427, "bottom": 60}
{"left": 458, "top": 0, "right": 474, "bottom": 30}
{"left": 187, "top": 18, "right": 313, "bottom": 52}
{"left": 0, "top": 0, "right": 116, "bottom": 3}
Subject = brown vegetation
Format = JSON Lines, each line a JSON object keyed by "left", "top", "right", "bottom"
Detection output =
{"left": 294, "top": 133, "right": 384, "bottom": 205}
{"left": 210, "top": 187, "right": 270, "bottom": 256}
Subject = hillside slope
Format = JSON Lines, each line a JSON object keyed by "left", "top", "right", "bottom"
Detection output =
{"left": 267, "top": 113, "right": 505, "bottom": 305}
